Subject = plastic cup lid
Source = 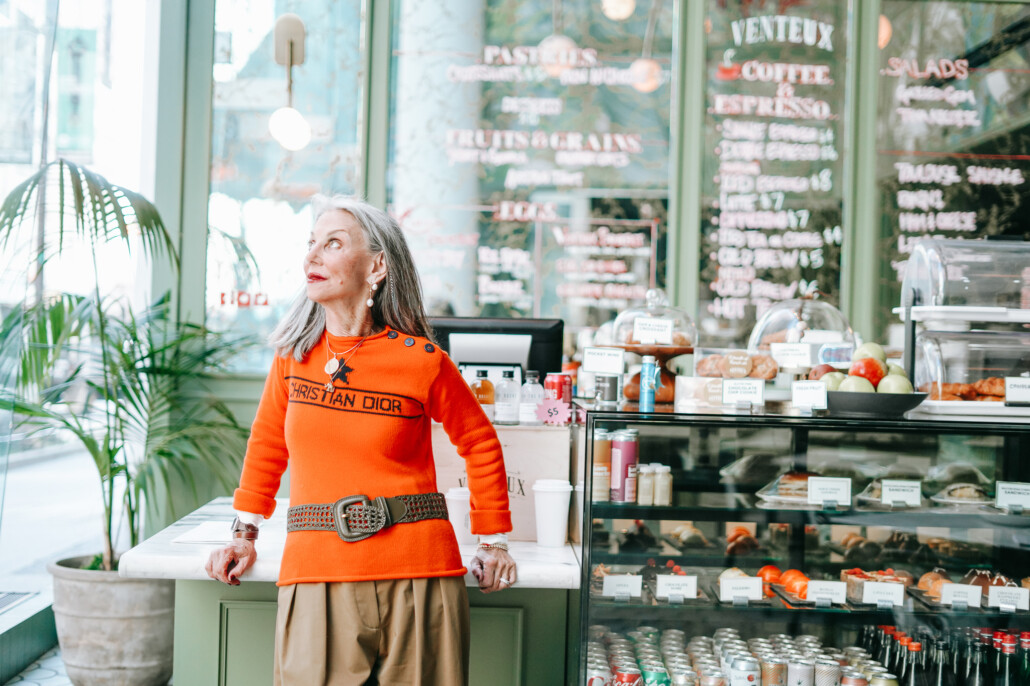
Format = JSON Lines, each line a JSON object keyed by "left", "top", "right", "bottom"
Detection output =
{"left": 446, "top": 487, "right": 471, "bottom": 496}
{"left": 532, "top": 479, "right": 573, "bottom": 492}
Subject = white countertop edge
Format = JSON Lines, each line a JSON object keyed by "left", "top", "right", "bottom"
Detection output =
{"left": 119, "top": 498, "right": 581, "bottom": 590}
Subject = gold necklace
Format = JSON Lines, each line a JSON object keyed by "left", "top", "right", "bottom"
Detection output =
{"left": 323, "top": 331, "right": 370, "bottom": 391}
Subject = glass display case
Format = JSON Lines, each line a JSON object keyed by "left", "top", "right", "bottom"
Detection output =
{"left": 900, "top": 238, "right": 1030, "bottom": 321}
{"left": 577, "top": 407, "right": 1030, "bottom": 684}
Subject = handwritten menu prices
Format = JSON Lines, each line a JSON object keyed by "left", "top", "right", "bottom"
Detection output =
{"left": 875, "top": 2, "right": 1030, "bottom": 318}
{"left": 699, "top": 1, "right": 849, "bottom": 344}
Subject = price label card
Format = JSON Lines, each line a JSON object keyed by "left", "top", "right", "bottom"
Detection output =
{"left": 719, "top": 576, "right": 762, "bottom": 602}
{"left": 656, "top": 575, "right": 697, "bottom": 600}
{"left": 941, "top": 584, "right": 983, "bottom": 608}
{"left": 1006, "top": 377, "right": 1030, "bottom": 405}
{"left": 881, "top": 480, "right": 922, "bottom": 508}
{"left": 987, "top": 586, "right": 1030, "bottom": 611}
{"left": 771, "top": 343, "right": 817, "bottom": 369}
{"left": 632, "top": 318, "right": 673, "bottom": 345}
{"left": 996, "top": 482, "right": 1030, "bottom": 511}
{"left": 807, "top": 477, "right": 852, "bottom": 506}
{"left": 862, "top": 581, "right": 905, "bottom": 606}
{"left": 791, "top": 381, "right": 828, "bottom": 410}
{"left": 722, "top": 379, "right": 765, "bottom": 406}
{"left": 806, "top": 581, "right": 846, "bottom": 604}
{"left": 582, "top": 347, "right": 625, "bottom": 375}
{"left": 602, "top": 575, "right": 643, "bottom": 598}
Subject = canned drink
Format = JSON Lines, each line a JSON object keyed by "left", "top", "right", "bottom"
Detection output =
{"left": 729, "top": 656, "right": 760, "bottom": 685}
{"left": 587, "top": 665, "right": 612, "bottom": 685}
{"left": 671, "top": 671, "right": 697, "bottom": 686}
{"left": 699, "top": 672, "right": 727, "bottom": 686}
{"left": 788, "top": 658, "right": 815, "bottom": 686}
{"left": 595, "top": 373, "right": 620, "bottom": 403}
{"left": 638, "top": 626, "right": 661, "bottom": 639}
{"left": 761, "top": 657, "right": 788, "bottom": 686}
{"left": 642, "top": 666, "right": 672, "bottom": 686}
{"left": 841, "top": 670, "right": 869, "bottom": 686}
{"left": 868, "top": 676, "right": 898, "bottom": 686}
{"left": 814, "top": 658, "right": 842, "bottom": 686}
{"left": 610, "top": 430, "right": 640, "bottom": 503}
{"left": 613, "top": 667, "right": 644, "bottom": 686}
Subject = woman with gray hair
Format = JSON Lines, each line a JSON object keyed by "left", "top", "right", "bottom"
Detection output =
{"left": 206, "top": 196, "right": 516, "bottom": 685}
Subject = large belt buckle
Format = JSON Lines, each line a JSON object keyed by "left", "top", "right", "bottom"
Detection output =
{"left": 332, "top": 495, "right": 394, "bottom": 542}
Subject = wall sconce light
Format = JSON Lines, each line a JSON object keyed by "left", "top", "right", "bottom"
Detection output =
{"left": 539, "top": 0, "right": 579, "bottom": 78}
{"left": 601, "top": 0, "right": 636, "bottom": 21}
{"left": 630, "top": 0, "right": 663, "bottom": 93}
{"left": 269, "top": 13, "right": 311, "bottom": 151}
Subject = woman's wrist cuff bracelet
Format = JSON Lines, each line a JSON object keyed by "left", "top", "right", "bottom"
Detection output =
{"left": 231, "top": 516, "right": 259, "bottom": 541}
{"left": 477, "top": 542, "right": 508, "bottom": 551}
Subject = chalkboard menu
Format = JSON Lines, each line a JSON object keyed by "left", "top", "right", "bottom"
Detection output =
{"left": 876, "top": 1, "right": 1030, "bottom": 332}
{"left": 386, "top": 0, "right": 672, "bottom": 335}
{"left": 699, "top": 0, "right": 850, "bottom": 347}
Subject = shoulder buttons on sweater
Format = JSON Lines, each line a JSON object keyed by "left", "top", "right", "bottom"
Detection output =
{"left": 404, "top": 337, "right": 415, "bottom": 346}
{"left": 424, "top": 343, "right": 435, "bottom": 353}
{"left": 387, "top": 331, "right": 398, "bottom": 339}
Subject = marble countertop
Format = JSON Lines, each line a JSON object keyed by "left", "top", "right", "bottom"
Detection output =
{"left": 119, "top": 498, "right": 581, "bottom": 590}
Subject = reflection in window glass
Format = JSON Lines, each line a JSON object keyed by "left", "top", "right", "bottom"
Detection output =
{"left": 206, "top": 0, "right": 365, "bottom": 372}
{"left": 876, "top": 1, "right": 1030, "bottom": 336}
{"left": 699, "top": 0, "right": 851, "bottom": 347}
{"left": 387, "top": 0, "right": 674, "bottom": 341}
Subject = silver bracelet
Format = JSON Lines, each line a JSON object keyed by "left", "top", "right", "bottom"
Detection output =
{"left": 231, "top": 516, "right": 259, "bottom": 541}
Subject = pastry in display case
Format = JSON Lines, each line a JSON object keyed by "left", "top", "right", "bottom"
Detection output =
{"left": 913, "top": 330, "right": 1030, "bottom": 416}
{"left": 900, "top": 237, "right": 1030, "bottom": 320}
{"left": 577, "top": 406, "right": 1030, "bottom": 686}
{"left": 612, "top": 288, "right": 697, "bottom": 403}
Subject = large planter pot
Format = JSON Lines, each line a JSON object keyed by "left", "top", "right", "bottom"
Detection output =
{"left": 48, "top": 556, "right": 174, "bottom": 686}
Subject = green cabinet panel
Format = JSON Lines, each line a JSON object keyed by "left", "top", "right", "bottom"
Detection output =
{"left": 469, "top": 607, "right": 522, "bottom": 686}
{"left": 220, "top": 601, "right": 277, "bottom": 686}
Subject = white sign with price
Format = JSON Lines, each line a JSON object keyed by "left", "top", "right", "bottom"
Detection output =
{"left": 881, "top": 480, "right": 922, "bottom": 508}
{"left": 1006, "top": 377, "right": 1030, "bottom": 404}
{"left": 941, "top": 584, "right": 982, "bottom": 608}
{"left": 602, "top": 575, "right": 643, "bottom": 598}
{"left": 719, "top": 576, "right": 763, "bottom": 602}
{"left": 582, "top": 347, "right": 625, "bottom": 375}
{"left": 996, "top": 482, "right": 1030, "bottom": 511}
{"left": 987, "top": 586, "right": 1030, "bottom": 611}
{"left": 656, "top": 575, "right": 697, "bottom": 600}
{"left": 771, "top": 343, "right": 817, "bottom": 369}
{"left": 721, "top": 379, "right": 764, "bottom": 406}
{"left": 862, "top": 581, "right": 905, "bottom": 606}
{"left": 791, "top": 381, "right": 827, "bottom": 410}
{"left": 806, "top": 580, "right": 846, "bottom": 604}
{"left": 632, "top": 318, "right": 673, "bottom": 345}
{"left": 807, "top": 477, "right": 852, "bottom": 506}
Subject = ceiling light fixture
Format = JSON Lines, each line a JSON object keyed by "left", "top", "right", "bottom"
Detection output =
{"left": 601, "top": 0, "right": 636, "bottom": 21}
{"left": 630, "top": 0, "right": 664, "bottom": 93}
{"left": 269, "top": 13, "right": 311, "bottom": 151}
{"left": 539, "top": 0, "right": 578, "bottom": 78}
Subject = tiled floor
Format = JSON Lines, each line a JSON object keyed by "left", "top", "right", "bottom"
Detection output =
{"left": 2, "top": 648, "right": 71, "bottom": 686}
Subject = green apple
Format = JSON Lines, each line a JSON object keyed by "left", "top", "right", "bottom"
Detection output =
{"left": 877, "top": 374, "right": 914, "bottom": 394}
{"left": 820, "top": 371, "right": 847, "bottom": 391}
{"left": 852, "top": 342, "right": 887, "bottom": 363}
{"left": 839, "top": 375, "right": 876, "bottom": 392}
{"left": 886, "top": 363, "right": 907, "bottom": 377}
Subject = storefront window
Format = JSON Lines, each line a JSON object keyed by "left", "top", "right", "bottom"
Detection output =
{"left": 0, "top": 0, "right": 155, "bottom": 583}
{"left": 387, "top": 0, "right": 675, "bottom": 341}
{"left": 205, "top": 0, "right": 366, "bottom": 372}
{"left": 875, "top": 0, "right": 1030, "bottom": 336}
{"left": 698, "top": 0, "right": 851, "bottom": 348}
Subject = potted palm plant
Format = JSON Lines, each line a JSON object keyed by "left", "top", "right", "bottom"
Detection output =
{"left": 0, "top": 160, "right": 250, "bottom": 686}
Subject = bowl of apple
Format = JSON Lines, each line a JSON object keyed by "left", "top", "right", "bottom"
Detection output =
{"left": 809, "top": 343, "right": 927, "bottom": 418}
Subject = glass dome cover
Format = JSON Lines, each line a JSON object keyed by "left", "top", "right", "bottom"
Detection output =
{"left": 613, "top": 288, "right": 697, "bottom": 352}
{"left": 747, "top": 297, "right": 855, "bottom": 353}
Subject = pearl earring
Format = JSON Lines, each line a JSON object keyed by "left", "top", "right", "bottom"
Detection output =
{"left": 367, "top": 282, "right": 376, "bottom": 308}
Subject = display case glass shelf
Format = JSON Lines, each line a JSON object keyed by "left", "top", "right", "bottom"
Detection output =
{"left": 577, "top": 406, "right": 1030, "bottom": 684}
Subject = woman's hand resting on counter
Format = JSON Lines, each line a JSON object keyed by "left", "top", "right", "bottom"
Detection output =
{"left": 205, "top": 540, "right": 257, "bottom": 585}
{"left": 469, "top": 547, "right": 518, "bottom": 594}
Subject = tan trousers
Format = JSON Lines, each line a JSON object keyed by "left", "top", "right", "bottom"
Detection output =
{"left": 273, "top": 577, "right": 470, "bottom": 686}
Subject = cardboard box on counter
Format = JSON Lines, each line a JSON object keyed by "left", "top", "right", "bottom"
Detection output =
{"left": 432, "top": 423, "right": 572, "bottom": 541}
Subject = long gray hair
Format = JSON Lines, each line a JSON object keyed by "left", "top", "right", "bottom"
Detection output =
{"left": 269, "top": 195, "right": 435, "bottom": 360}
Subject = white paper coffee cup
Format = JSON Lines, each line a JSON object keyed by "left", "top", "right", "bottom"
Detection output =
{"left": 532, "top": 479, "right": 573, "bottom": 547}
{"left": 445, "top": 487, "right": 476, "bottom": 545}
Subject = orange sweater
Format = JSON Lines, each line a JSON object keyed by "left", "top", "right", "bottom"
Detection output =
{"left": 233, "top": 327, "right": 511, "bottom": 585}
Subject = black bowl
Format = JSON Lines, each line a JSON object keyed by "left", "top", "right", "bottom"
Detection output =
{"left": 826, "top": 391, "right": 927, "bottom": 418}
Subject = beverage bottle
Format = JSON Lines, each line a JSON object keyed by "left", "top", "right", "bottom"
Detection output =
{"left": 994, "top": 636, "right": 1017, "bottom": 686}
{"left": 1018, "top": 633, "right": 1030, "bottom": 682}
{"left": 653, "top": 465, "right": 673, "bottom": 506}
{"left": 968, "top": 643, "right": 991, "bottom": 686}
{"left": 636, "top": 465, "right": 655, "bottom": 505}
{"left": 931, "top": 639, "right": 955, "bottom": 686}
{"left": 494, "top": 370, "right": 520, "bottom": 425}
{"left": 639, "top": 355, "right": 657, "bottom": 412}
{"left": 896, "top": 635, "right": 911, "bottom": 676}
{"left": 903, "top": 642, "right": 925, "bottom": 686}
{"left": 471, "top": 370, "right": 494, "bottom": 421}
{"left": 518, "top": 370, "right": 544, "bottom": 425}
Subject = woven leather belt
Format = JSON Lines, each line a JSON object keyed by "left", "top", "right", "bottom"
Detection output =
{"left": 286, "top": 492, "right": 448, "bottom": 542}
